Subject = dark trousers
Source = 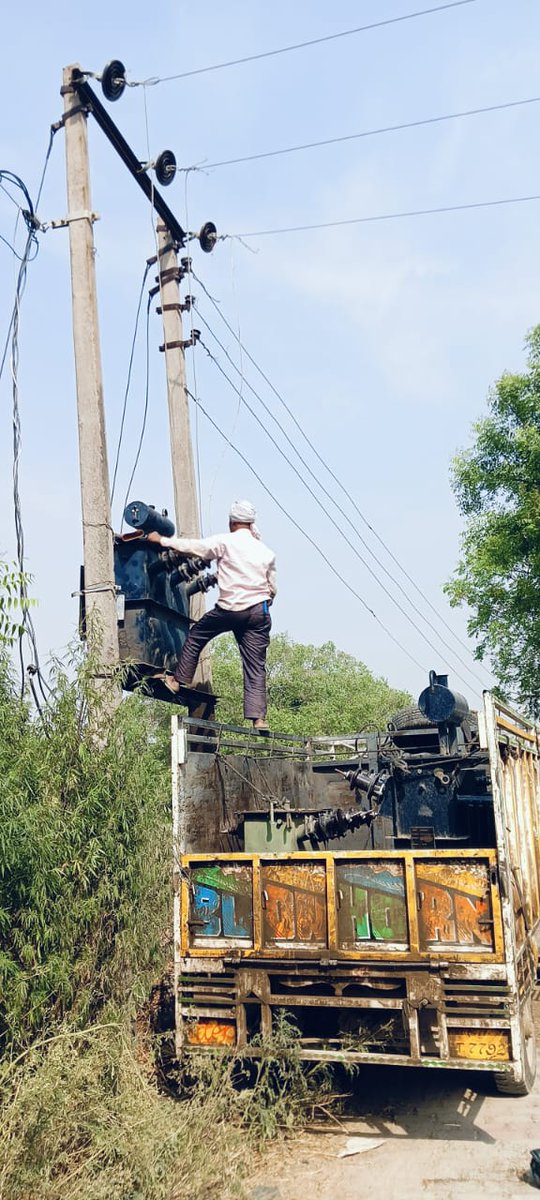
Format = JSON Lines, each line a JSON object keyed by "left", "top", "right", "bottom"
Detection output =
{"left": 176, "top": 602, "right": 272, "bottom": 719}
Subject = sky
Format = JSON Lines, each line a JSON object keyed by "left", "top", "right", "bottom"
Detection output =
{"left": 1, "top": 0, "right": 539, "bottom": 712}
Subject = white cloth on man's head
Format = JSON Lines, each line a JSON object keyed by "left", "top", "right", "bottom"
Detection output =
{"left": 229, "top": 499, "right": 256, "bottom": 524}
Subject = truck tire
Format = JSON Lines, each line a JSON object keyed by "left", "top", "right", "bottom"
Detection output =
{"left": 494, "top": 999, "right": 537, "bottom": 1096}
{"left": 387, "top": 705, "right": 436, "bottom": 732}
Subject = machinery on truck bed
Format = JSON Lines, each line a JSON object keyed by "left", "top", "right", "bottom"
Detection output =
{"left": 172, "top": 672, "right": 540, "bottom": 1094}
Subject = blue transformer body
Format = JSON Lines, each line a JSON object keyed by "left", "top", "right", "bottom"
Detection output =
{"left": 114, "top": 502, "right": 209, "bottom": 681}
{"left": 114, "top": 535, "right": 192, "bottom": 676}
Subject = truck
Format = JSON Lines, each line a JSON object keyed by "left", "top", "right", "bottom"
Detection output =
{"left": 171, "top": 671, "right": 540, "bottom": 1094}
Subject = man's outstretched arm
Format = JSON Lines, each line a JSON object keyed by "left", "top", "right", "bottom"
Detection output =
{"left": 146, "top": 531, "right": 222, "bottom": 562}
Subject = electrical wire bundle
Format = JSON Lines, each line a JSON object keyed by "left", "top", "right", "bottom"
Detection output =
{"left": 0, "top": 134, "right": 57, "bottom": 706}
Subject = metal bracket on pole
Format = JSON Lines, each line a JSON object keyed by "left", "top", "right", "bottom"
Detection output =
{"left": 159, "top": 330, "right": 200, "bottom": 353}
{"left": 46, "top": 210, "right": 100, "bottom": 230}
{"left": 71, "top": 583, "right": 120, "bottom": 597}
{"left": 156, "top": 297, "right": 194, "bottom": 315}
{"left": 155, "top": 267, "right": 183, "bottom": 285}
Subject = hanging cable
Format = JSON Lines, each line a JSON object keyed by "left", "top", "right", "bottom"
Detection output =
{"left": 1, "top": 135, "right": 57, "bottom": 701}
{"left": 0, "top": 170, "right": 34, "bottom": 215}
{"left": 130, "top": 2, "right": 478, "bottom": 86}
{"left": 197, "top": 337, "right": 484, "bottom": 694}
{"left": 0, "top": 129, "right": 58, "bottom": 388}
{"left": 110, "top": 260, "right": 152, "bottom": 507}
{"left": 0, "top": 177, "right": 41, "bottom": 381}
{"left": 10, "top": 227, "right": 48, "bottom": 698}
{"left": 35, "top": 125, "right": 56, "bottom": 210}
{"left": 121, "top": 290, "right": 152, "bottom": 516}
{"left": 192, "top": 270, "right": 490, "bottom": 675}
{"left": 187, "top": 386, "right": 428, "bottom": 675}
{"left": 201, "top": 94, "right": 540, "bottom": 171}
{"left": 0, "top": 180, "right": 23, "bottom": 210}
{"left": 0, "top": 230, "right": 39, "bottom": 262}
{"left": 229, "top": 193, "right": 540, "bottom": 239}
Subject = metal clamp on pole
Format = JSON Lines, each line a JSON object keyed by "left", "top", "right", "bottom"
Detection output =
{"left": 54, "top": 103, "right": 91, "bottom": 127}
{"left": 46, "top": 210, "right": 100, "bottom": 230}
{"left": 71, "top": 583, "right": 120, "bottom": 598}
{"left": 159, "top": 330, "right": 200, "bottom": 353}
{"left": 156, "top": 267, "right": 183, "bottom": 286}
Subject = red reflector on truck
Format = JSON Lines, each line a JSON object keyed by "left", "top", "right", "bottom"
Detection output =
{"left": 186, "top": 1019, "right": 236, "bottom": 1047}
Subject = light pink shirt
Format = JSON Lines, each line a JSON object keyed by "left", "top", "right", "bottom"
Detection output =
{"left": 160, "top": 527, "right": 277, "bottom": 612}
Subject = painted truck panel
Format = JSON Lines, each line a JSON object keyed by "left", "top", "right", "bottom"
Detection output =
{"left": 172, "top": 693, "right": 540, "bottom": 1092}
{"left": 181, "top": 851, "right": 502, "bottom": 961}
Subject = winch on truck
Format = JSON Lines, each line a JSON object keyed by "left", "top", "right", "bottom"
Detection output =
{"left": 172, "top": 671, "right": 540, "bottom": 1094}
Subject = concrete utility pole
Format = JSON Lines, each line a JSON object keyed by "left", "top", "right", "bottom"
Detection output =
{"left": 156, "top": 223, "right": 212, "bottom": 689}
{"left": 63, "top": 64, "right": 120, "bottom": 693}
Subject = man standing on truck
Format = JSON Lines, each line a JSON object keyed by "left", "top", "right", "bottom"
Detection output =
{"left": 146, "top": 500, "right": 276, "bottom": 730}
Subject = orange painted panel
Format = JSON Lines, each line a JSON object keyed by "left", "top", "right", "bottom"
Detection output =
{"left": 416, "top": 860, "right": 494, "bottom": 950}
{"left": 261, "top": 861, "right": 327, "bottom": 947}
{"left": 418, "top": 881, "right": 455, "bottom": 943}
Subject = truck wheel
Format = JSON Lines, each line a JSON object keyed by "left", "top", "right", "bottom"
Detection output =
{"left": 495, "top": 999, "right": 537, "bottom": 1096}
{"left": 388, "top": 705, "right": 436, "bottom": 731}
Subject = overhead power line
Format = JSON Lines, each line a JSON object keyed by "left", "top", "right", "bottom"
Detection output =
{"left": 192, "top": 270, "right": 489, "bottom": 680}
{"left": 199, "top": 334, "right": 484, "bottom": 695}
{"left": 187, "top": 387, "right": 428, "bottom": 677}
{"left": 196, "top": 307, "right": 486, "bottom": 688}
{"left": 232, "top": 194, "right": 540, "bottom": 239}
{"left": 131, "top": 1, "right": 479, "bottom": 86}
{"left": 202, "top": 95, "right": 540, "bottom": 170}
{"left": 110, "top": 260, "right": 151, "bottom": 507}
{"left": 121, "top": 290, "right": 153, "bottom": 521}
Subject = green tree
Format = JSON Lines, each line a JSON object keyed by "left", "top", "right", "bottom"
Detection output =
{"left": 0, "top": 559, "right": 33, "bottom": 647}
{"left": 446, "top": 325, "right": 540, "bottom": 709}
{"left": 212, "top": 632, "right": 411, "bottom": 734}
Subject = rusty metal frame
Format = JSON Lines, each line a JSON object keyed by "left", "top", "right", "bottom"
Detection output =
{"left": 177, "top": 713, "right": 371, "bottom": 760}
{"left": 176, "top": 955, "right": 517, "bottom": 1070}
{"left": 172, "top": 713, "right": 188, "bottom": 1059}
{"left": 483, "top": 693, "right": 540, "bottom": 1083}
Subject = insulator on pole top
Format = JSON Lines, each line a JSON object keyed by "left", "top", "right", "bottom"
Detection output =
{"left": 101, "top": 60, "right": 126, "bottom": 102}
{"left": 155, "top": 150, "right": 177, "bottom": 187}
{"left": 199, "top": 221, "right": 217, "bottom": 253}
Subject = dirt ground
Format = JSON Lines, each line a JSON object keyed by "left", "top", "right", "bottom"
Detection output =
{"left": 252, "top": 1004, "right": 540, "bottom": 1200}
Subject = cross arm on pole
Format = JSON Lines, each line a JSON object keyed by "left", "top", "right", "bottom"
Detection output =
{"left": 66, "top": 68, "right": 187, "bottom": 246}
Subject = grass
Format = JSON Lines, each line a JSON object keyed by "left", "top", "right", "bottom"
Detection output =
{"left": 0, "top": 1024, "right": 244, "bottom": 1200}
{"left": 0, "top": 1016, "right": 337, "bottom": 1200}
{"left": 0, "top": 647, "right": 343, "bottom": 1198}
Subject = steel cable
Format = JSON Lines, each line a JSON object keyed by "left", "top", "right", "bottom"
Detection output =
{"left": 187, "top": 386, "right": 428, "bottom": 675}
{"left": 192, "top": 271, "right": 489, "bottom": 676}
{"left": 197, "top": 339, "right": 484, "bottom": 694}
